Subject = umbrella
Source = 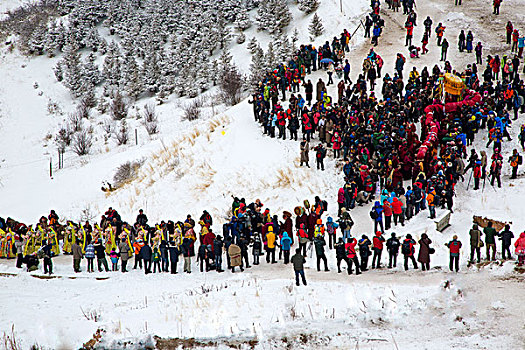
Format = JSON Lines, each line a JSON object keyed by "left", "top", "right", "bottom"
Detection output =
{"left": 320, "top": 58, "right": 334, "bottom": 64}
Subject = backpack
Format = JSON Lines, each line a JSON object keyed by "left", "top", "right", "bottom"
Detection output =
{"left": 322, "top": 200, "right": 328, "bottom": 211}
{"left": 401, "top": 241, "right": 411, "bottom": 255}
{"left": 370, "top": 210, "right": 379, "bottom": 220}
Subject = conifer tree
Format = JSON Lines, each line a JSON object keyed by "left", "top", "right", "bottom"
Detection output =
{"left": 309, "top": 12, "right": 324, "bottom": 40}
{"left": 298, "top": 0, "right": 321, "bottom": 14}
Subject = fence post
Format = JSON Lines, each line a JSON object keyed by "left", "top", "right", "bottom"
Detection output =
{"left": 135, "top": 129, "right": 138, "bottom": 145}
{"left": 50, "top": 158, "right": 53, "bottom": 179}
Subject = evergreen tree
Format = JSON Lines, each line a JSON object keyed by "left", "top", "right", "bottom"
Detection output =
{"left": 247, "top": 37, "right": 259, "bottom": 54}
{"left": 298, "top": 0, "right": 321, "bottom": 14}
{"left": 83, "top": 52, "right": 101, "bottom": 86}
{"left": 122, "top": 54, "right": 143, "bottom": 100}
{"left": 61, "top": 42, "right": 84, "bottom": 98}
{"left": 84, "top": 26, "right": 102, "bottom": 52}
{"left": 269, "top": 0, "right": 292, "bottom": 34}
{"left": 235, "top": 3, "right": 252, "bottom": 31}
{"left": 102, "top": 41, "right": 122, "bottom": 95}
{"left": 291, "top": 28, "right": 299, "bottom": 53}
{"left": 275, "top": 32, "right": 291, "bottom": 62}
{"left": 244, "top": 0, "right": 260, "bottom": 11}
{"left": 264, "top": 42, "right": 277, "bottom": 70}
{"left": 309, "top": 12, "right": 324, "bottom": 40}
{"left": 142, "top": 51, "right": 161, "bottom": 94}
{"left": 236, "top": 32, "right": 246, "bottom": 44}
{"left": 249, "top": 45, "right": 265, "bottom": 89}
{"left": 215, "top": 10, "right": 231, "bottom": 50}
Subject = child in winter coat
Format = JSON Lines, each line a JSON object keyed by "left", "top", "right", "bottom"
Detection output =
{"left": 152, "top": 247, "right": 161, "bottom": 273}
{"left": 382, "top": 200, "right": 393, "bottom": 230}
{"left": 85, "top": 242, "right": 95, "bottom": 273}
{"left": 252, "top": 235, "right": 262, "bottom": 265}
{"left": 110, "top": 249, "right": 119, "bottom": 271}
{"left": 514, "top": 232, "right": 525, "bottom": 266}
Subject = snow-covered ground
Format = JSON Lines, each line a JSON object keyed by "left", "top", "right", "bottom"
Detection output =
{"left": 1, "top": 0, "right": 525, "bottom": 348}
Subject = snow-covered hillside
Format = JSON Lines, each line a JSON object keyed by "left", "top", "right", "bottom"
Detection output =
{"left": 1, "top": 0, "right": 525, "bottom": 349}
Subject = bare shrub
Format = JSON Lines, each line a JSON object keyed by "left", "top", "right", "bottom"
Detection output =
{"left": 2, "top": 325, "right": 21, "bottom": 350}
{"left": 219, "top": 65, "right": 245, "bottom": 106}
{"left": 114, "top": 119, "right": 129, "bottom": 145}
{"left": 0, "top": 1, "right": 60, "bottom": 54}
{"left": 110, "top": 92, "right": 128, "bottom": 120}
{"left": 142, "top": 104, "right": 159, "bottom": 135}
{"left": 80, "top": 307, "right": 101, "bottom": 322}
{"left": 113, "top": 160, "right": 143, "bottom": 188}
{"left": 68, "top": 111, "right": 83, "bottom": 132}
{"left": 77, "top": 101, "right": 90, "bottom": 119}
{"left": 72, "top": 127, "right": 93, "bottom": 156}
{"left": 102, "top": 118, "right": 115, "bottom": 135}
{"left": 79, "top": 204, "right": 97, "bottom": 223}
{"left": 182, "top": 100, "right": 202, "bottom": 121}
{"left": 55, "top": 124, "right": 72, "bottom": 150}
{"left": 47, "top": 99, "right": 63, "bottom": 115}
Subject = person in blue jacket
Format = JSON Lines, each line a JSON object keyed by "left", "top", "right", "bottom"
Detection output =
{"left": 280, "top": 232, "right": 292, "bottom": 264}
{"left": 371, "top": 201, "right": 384, "bottom": 233}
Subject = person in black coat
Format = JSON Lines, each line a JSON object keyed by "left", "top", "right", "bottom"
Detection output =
{"left": 141, "top": 242, "right": 153, "bottom": 274}
{"left": 136, "top": 209, "right": 148, "bottom": 227}
{"left": 167, "top": 242, "right": 179, "bottom": 274}
{"left": 213, "top": 236, "right": 224, "bottom": 272}
{"left": 334, "top": 238, "right": 349, "bottom": 273}
{"left": 41, "top": 240, "right": 53, "bottom": 275}
{"left": 159, "top": 240, "right": 169, "bottom": 272}
{"left": 94, "top": 239, "right": 109, "bottom": 272}
{"left": 386, "top": 233, "right": 401, "bottom": 268}
{"left": 499, "top": 225, "right": 514, "bottom": 260}
{"left": 239, "top": 235, "right": 251, "bottom": 268}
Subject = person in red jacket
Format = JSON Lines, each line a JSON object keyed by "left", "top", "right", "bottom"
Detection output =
{"left": 512, "top": 29, "right": 519, "bottom": 52}
{"left": 493, "top": 0, "right": 501, "bottom": 15}
{"left": 332, "top": 132, "right": 342, "bottom": 158}
{"left": 405, "top": 20, "right": 414, "bottom": 46}
{"left": 473, "top": 160, "right": 482, "bottom": 190}
{"left": 391, "top": 197, "right": 404, "bottom": 226}
{"left": 445, "top": 235, "right": 462, "bottom": 272}
{"left": 202, "top": 229, "right": 216, "bottom": 254}
{"left": 506, "top": 21, "right": 513, "bottom": 44}
{"left": 372, "top": 231, "right": 385, "bottom": 268}
{"left": 402, "top": 234, "right": 418, "bottom": 270}
{"left": 297, "top": 224, "right": 309, "bottom": 257}
{"left": 383, "top": 200, "right": 393, "bottom": 230}
{"left": 345, "top": 236, "right": 362, "bottom": 275}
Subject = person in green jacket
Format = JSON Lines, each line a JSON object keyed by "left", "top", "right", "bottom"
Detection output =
{"left": 152, "top": 247, "right": 161, "bottom": 273}
{"left": 483, "top": 222, "right": 497, "bottom": 261}
{"left": 291, "top": 248, "right": 307, "bottom": 286}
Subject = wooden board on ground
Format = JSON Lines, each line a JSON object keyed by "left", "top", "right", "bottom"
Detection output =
{"left": 435, "top": 210, "right": 451, "bottom": 232}
{"left": 473, "top": 216, "right": 510, "bottom": 232}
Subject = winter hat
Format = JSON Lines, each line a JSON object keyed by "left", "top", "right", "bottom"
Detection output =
{"left": 453, "top": 235, "right": 458, "bottom": 240}
{"left": 406, "top": 234, "right": 412, "bottom": 239}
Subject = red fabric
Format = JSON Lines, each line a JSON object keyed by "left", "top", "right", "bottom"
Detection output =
{"left": 345, "top": 239, "right": 357, "bottom": 258}
{"left": 373, "top": 232, "right": 384, "bottom": 250}
{"left": 391, "top": 198, "right": 403, "bottom": 214}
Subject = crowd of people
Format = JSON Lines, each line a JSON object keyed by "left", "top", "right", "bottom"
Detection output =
{"left": 1, "top": 198, "right": 525, "bottom": 284}
{"left": 2, "top": 1, "right": 525, "bottom": 283}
